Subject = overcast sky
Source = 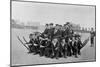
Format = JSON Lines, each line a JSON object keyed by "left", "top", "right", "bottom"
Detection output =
{"left": 12, "top": 1, "right": 95, "bottom": 28}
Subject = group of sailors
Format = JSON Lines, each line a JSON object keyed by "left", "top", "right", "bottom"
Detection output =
{"left": 25, "top": 22, "right": 89, "bottom": 59}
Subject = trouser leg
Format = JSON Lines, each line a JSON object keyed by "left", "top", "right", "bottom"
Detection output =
{"left": 55, "top": 50, "right": 59, "bottom": 59}
{"left": 64, "top": 49, "right": 67, "bottom": 58}
{"left": 91, "top": 38, "right": 94, "bottom": 47}
{"left": 39, "top": 47, "right": 45, "bottom": 56}
{"left": 74, "top": 47, "right": 78, "bottom": 58}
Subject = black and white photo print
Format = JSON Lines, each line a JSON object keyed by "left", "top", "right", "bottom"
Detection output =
{"left": 11, "top": 0, "right": 96, "bottom": 66}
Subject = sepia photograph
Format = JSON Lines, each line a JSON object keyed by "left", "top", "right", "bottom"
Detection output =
{"left": 11, "top": 0, "right": 96, "bottom": 66}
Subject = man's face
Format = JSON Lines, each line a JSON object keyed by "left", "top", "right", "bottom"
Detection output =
{"left": 72, "top": 37, "right": 75, "bottom": 41}
{"left": 55, "top": 26, "right": 59, "bottom": 29}
{"left": 45, "top": 25, "right": 48, "bottom": 29}
{"left": 61, "top": 27, "right": 64, "bottom": 30}
{"left": 50, "top": 25, "right": 53, "bottom": 28}
{"left": 59, "top": 26, "right": 61, "bottom": 29}
{"left": 65, "top": 25, "right": 69, "bottom": 29}
{"left": 91, "top": 28, "right": 94, "bottom": 31}
{"left": 45, "top": 25, "right": 50, "bottom": 29}
{"left": 29, "top": 34, "right": 35, "bottom": 40}
{"left": 62, "top": 39, "right": 66, "bottom": 43}
{"left": 32, "top": 34, "right": 36, "bottom": 39}
{"left": 78, "top": 37, "right": 81, "bottom": 40}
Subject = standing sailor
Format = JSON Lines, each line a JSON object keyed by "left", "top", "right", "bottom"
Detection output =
{"left": 72, "top": 36, "right": 78, "bottom": 58}
{"left": 61, "top": 38, "right": 68, "bottom": 58}
{"left": 90, "top": 28, "right": 95, "bottom": 47}
{"left": 77, "top": 36, "right": 82, "bottom": 55}
{"left": 48, "top": 23, "right": 54, "bottom": 40}
{"left": 41, "top": 24, "right": 49, "bottom": 37}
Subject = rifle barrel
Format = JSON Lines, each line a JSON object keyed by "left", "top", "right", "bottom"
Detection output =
{"left": 17, "top": 36, "right": 29, "bottom": 50}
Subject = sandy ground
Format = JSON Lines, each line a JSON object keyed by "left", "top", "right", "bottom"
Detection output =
{"left": 11, "top": 28, "right": 96, "bottom": 66}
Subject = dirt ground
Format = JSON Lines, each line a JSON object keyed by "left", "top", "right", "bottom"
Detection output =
{"left": 11, "top": 28, "right": 96, "bottom": 66}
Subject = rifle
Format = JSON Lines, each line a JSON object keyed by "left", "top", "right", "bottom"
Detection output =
{"left": 23, "top": 36, "right": 28, "bottom": 43}
{"left": 80, "top": 37, "right": 89, "bottom": 49}
{"left": 17, "top": 36, "right": 29, "bottom": 50}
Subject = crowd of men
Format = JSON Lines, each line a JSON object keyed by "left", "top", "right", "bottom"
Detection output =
{"left": 25, "top": 22, "right": 87, "bottom": 59}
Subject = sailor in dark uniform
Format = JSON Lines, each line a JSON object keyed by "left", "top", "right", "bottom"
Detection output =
{"left": 39, "top": 24, "right": 50, "bottom": 56}
{"left": 49, "top": 24, "right": 62, "bottom": 59}
{"left": 40, "top": 23, "right": 54, "bottom": 40}
{"left": 61, "top": 38, "right": 68, "bottom": 58}
{"left": 90, "top": 28, "right": 95, "bottom": 47}
{"left": 26, "top": 33, "right": 40, "bottom": 54}
{"left": 39, "top": 39, "right": 49, "bottom": 56}
{"left": 33, "top": 33, "right": 41, "bottom": 54}
{"left": 42, "top": 23, "right": 54, "bottom": 57}
{"left": 71, "top": 36, "right": 78, "bottom": 58}
{"left": 51, "top": 38, "right": 62, "bottom": 59}
{"left": 44, "top": 40, "right": 53, "bottom": 58}
{"left": 52, "top": 24, "right": 62, "bottom": 40}
{"left": 39, "top": 35, "right": 50, "bottom": 56}
{"left": 60, "top": 26, "right": 68, "bottom": 57}
{"left": 41, "top": 24, "right": 49, "bottom": 38}
{"left": 26, "top": 34, "right": 35, "bottom": 53}
{"left": 63, "top": 24, "right": 71, "bottom": 43}
{"left": 39, "top": 23, "right": 54, "bottom": 56}
{"left": 76, "top": 36, "right": 82, "bottom": 55}
{"left": 47, "top": 23, "right": 55, "bottom": 40}
{"left": 60, "top": 26, "right": 66, "bottom": 37}
{"left": 67, "top": 37, "right": 73, "bottom": 56}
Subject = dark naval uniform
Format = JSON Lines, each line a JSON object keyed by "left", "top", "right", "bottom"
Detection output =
{"left": 63, "top": 28, "right": 71, "bottom": 43}
{"left": 27, "top": 39, "right": 35, "bottom": 53}
{"left": 61, "top": 42, "right": 68, "bottom": 58}
{"left": 51, "top": 42, "right": 62, "bottom": 59}
{"left": 77, "top": 39, "right": 82, "bottom": 55}
{"left": 52, "top": 29, "right": 62, "bottom": 42}
{"left": 47, "top": 28, "right": 55, "bottom": 40}
{"left": 27, "top": 38, "right": 40, "bottom": 54}
{"left": 71, "top": 40, "right": 78, "bottom": 58}
{"left": 90, "top": 31, "right": 95, "bottom": 47}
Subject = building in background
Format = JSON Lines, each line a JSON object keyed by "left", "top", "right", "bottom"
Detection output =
{"left": 27, "top": 22, "right": 40, "bottom": 27}
{"left": 68, "top": 22, "right": 81, "bottom": 30}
